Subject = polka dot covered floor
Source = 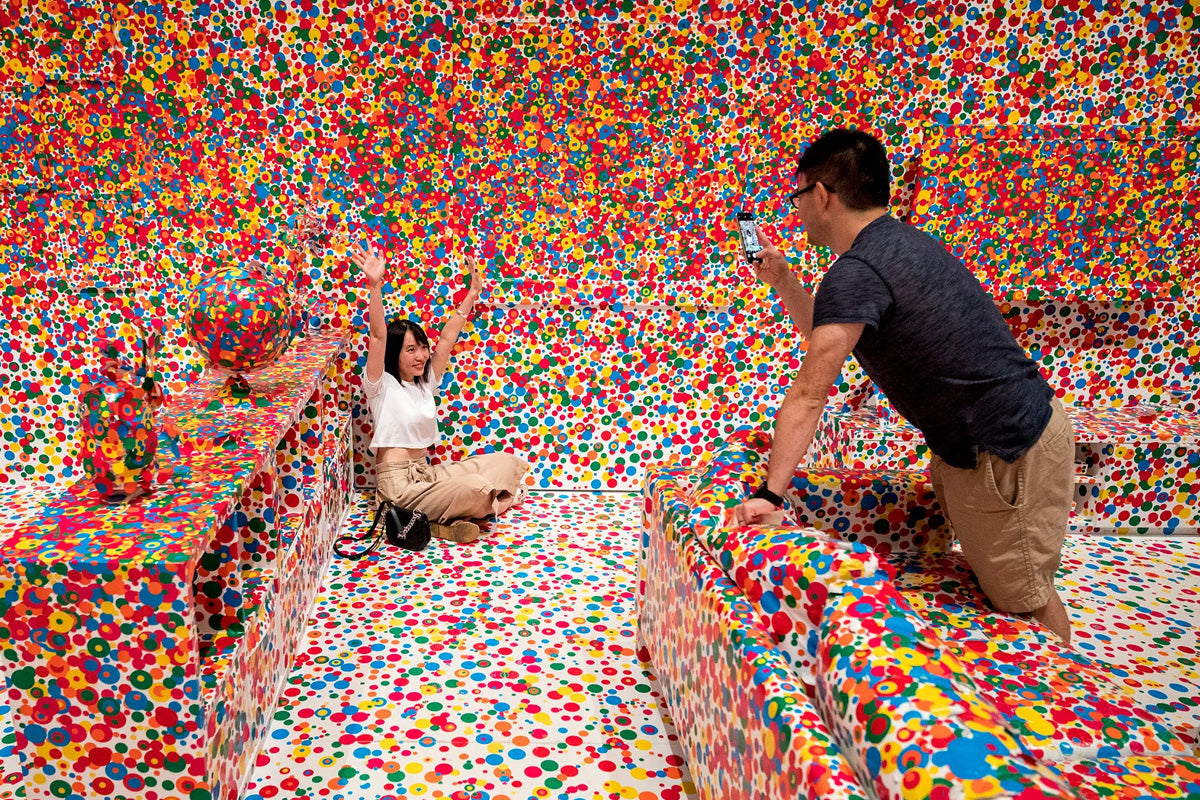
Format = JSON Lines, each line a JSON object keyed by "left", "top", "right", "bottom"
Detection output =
{"left": 2, "top": 488, "right": 1197, "bottom": 798}
{"left": 239, "top": 490, "right": 695, "bottom": 800}
{"left": 236, "top": 497, "right": 1200, "bottom": 799}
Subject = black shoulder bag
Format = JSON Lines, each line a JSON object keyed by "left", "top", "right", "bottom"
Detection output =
{"left": 334, "top": 502, "right": 431, "bottom": 559}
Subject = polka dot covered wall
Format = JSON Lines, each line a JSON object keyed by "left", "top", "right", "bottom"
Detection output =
{"left": 1, "top": 0, "right": 1197, "bottom": 492}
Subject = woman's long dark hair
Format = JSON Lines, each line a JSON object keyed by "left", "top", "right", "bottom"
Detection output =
{"left": 384, "top": 319, "right": 432, "bottom": 385}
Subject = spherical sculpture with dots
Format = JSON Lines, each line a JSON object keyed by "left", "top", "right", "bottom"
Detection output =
{"left": 185, "top": 264, "right": 296, "bottom": 378}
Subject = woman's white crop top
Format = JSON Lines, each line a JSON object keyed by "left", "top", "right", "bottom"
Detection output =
{"left": 362, "top": 370, "right": 440, "bottom": 450}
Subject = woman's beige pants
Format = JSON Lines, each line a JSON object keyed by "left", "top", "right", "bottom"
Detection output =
{"left": 375, "top": 452, "right": 530, "bottom": 523}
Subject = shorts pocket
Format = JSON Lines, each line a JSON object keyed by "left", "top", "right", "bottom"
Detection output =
{"left": 1043, "top": 411, "right": 1072, "bottom": 451}
{"left": 985, "top": 452, "right": 1023, "bottom": 510}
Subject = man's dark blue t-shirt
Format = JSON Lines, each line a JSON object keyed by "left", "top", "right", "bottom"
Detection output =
{"left": 811, "top": 214, "right": 1053, "bottom": 469}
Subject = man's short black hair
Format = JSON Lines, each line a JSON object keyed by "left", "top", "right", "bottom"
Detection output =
{"left": 794, "top": 128, "right": 891, "bottom": 211}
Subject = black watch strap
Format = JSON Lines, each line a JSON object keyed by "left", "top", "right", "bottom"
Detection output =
{"left": 752, "top": 484, "right": 784, "bottom": 508}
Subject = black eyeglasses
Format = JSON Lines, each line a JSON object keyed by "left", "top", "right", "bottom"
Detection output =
{"left": 786, "top": 182, "right": 835, "bottom": 210}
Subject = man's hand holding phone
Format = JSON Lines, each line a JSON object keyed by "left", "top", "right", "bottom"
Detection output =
{"left": 737, "top": 216, "right": 789, "bottom": 288}
{"left": 750, "top": 227, "right": 788, "bottom": 282}
{"left": 737, "top": 211, "right": 764, "bottom": 265}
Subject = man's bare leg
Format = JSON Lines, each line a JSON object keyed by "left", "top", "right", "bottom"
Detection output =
{"left": 1033, "top": 588, "right": 1071, "bottom": 645}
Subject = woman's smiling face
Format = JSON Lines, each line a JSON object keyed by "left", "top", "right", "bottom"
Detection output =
{"left": 398, "top": 330, "right": 430, "bottom": 382}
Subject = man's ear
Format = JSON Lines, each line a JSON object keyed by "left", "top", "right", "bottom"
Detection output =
{"left": 817, "top": 182, "right": 837, "bottom": 212}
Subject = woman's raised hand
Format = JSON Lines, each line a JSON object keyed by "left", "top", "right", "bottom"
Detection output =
{"left": 465, "top": 255, "right": 484, "bottom": 299}
{"left": 351, "top": 243, "right": 388, "bottom": 287}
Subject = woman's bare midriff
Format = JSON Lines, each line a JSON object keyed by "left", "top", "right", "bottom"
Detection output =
{"left": 376, "top": 445, "right": 430, "bottom": 465}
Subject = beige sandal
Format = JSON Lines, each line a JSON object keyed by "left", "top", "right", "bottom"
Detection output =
{"left": 430, "top": 520, "right": 481, "bottom": 543}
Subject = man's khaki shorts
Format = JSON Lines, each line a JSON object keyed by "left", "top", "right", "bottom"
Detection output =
{"left": 929, "top": 398, "right": 1075, "bottom": 614}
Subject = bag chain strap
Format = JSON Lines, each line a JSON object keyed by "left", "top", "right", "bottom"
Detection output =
{"left": 333, "top": 502, "right": 393, "bottom": 559}
{"left": 389, "top": 507, "right": 422, "bottom": 542}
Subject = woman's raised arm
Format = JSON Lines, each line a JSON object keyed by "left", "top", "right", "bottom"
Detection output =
{"left": 351, "top": 243, "right": 389, "bottom": 383}
{"left": 430, "top": 255, "right": 483, "bottom": 378}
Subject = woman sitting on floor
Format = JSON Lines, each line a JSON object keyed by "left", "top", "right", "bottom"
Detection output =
{"left": 351, "top": 242, "right": 529, "bottom": 543}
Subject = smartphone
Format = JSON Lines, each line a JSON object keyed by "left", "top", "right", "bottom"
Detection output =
{"left": 737, "top": 211, "right": 763, "bottom": 264}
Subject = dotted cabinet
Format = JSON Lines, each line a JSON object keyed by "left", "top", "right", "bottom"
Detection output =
{"left": 0, "top": 332, "right": 353, "bottom": 800}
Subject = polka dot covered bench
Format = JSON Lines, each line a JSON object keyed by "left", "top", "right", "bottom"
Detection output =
{"left": 639, "top": 429, "right": 1200, "bottom": 800}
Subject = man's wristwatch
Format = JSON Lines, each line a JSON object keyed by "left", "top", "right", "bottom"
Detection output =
{"left": 751, "top": 484, "right": 784, "bottom": 508}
